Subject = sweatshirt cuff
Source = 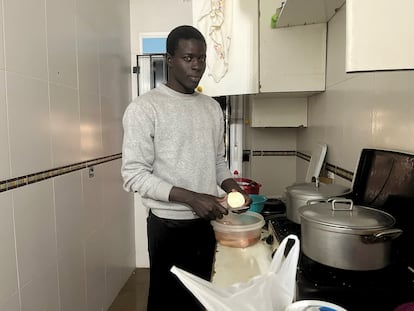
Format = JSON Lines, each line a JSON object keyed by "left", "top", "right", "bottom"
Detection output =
{"left": 154, "top": 180, "right": 174, "bottom": 202}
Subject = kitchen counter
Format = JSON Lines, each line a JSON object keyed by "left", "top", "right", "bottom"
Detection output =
{"left": 212, "top": 230, "right": 276, "bottom": 287}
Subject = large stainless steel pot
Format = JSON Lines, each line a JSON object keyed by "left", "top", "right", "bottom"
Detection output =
{"left": 285, "top": 181, "right": 350, "bottom": 224}
{"left": 299, "top": 198, "right": 403, "bottom": 271}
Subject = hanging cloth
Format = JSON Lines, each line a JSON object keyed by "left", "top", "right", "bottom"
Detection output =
{"left": 197, "top": 0, "right": 233, "bottom": 83}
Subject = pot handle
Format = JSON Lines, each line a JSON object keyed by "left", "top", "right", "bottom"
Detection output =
{"left": 306, "top": 198, "right": 328, "bottom": 205}
{"left": 329, "top": 198, "right": 354, "bottom": 211}
{"left": 362, "top": 228, "right": 403, "bottom": 243}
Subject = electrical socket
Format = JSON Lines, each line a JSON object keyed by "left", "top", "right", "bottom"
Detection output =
{"left": 327, "top": 171, "right": 335, "bottom": 180}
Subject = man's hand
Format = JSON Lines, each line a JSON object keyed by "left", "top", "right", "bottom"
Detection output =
{"left": 169, "top": 187, "right": 229, "bottom": 220}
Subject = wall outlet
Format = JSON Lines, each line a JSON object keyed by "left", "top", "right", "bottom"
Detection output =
{"left": 327, "top": 171, "right": 335, "bottom": 180}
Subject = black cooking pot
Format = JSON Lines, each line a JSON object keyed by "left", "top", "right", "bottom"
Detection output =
{"left": 261, "top": 198, "right": 286, "bottom": 217}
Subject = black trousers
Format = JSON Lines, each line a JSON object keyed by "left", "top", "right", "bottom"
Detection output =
{"left": 146, "top": 210, "right": 216, "bottom": 311}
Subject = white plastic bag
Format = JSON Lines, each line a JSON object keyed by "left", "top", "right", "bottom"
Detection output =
{"left": 170, "top": 234, "right": 300, "bottom": 311}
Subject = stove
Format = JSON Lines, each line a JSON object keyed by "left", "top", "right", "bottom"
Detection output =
{"left": 269, "top": 215, "right": 300, "bottom": 242}
{"left": 269, "top": 215, "right": 414, "bottom": 311}
{"left": 268, "top": 149, "right": 414, "bottom": 311}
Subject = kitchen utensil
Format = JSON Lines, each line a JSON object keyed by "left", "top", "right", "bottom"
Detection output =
{"left": 299, "top": 198, "right": 403, "bottom": 270}
{"left": 211, "top": 211, "right": 265, "bottom": 248}
{"left": 305, "top": 142, "right": 327, "bottom": 183}
{"left": 285, "top": 181, "right": 350, "bottom": 224}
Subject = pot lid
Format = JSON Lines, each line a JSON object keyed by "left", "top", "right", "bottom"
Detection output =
{"left": 211, "top": 211, "right": 265, "bottom": 232}
{"left": 286, "top": 182, "right": 350, "bottom": 198}
{"left": 299, "top": 199, "right": 396, "bottom": 230}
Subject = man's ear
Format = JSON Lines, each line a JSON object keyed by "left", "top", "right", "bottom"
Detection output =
{"left": 166, "top": 53, "right": 173, "bottom": 67}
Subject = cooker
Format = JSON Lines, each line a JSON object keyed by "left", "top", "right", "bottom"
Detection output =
{"left": 285, "top": 180, "right": 350, "bottom": 224}
{"left": 269, "top": 148, "right": 414, "bottom": 311}
{"left": 299, "top": 198, "right": 402, "bottom": 270}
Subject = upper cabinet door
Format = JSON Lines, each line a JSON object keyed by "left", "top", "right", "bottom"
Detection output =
{"left": 192, "top": 0, "right": 259, "bottom": 97}
{"left": 260, "top": 0, "right": 327, "bottom": 93}
{"left": 276, "top": 0, "right": 345, "bottom": 28}
{"left": 346, "top": 0, "right": 414, "bottom": 72}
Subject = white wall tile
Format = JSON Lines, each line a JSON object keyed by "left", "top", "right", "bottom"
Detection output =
{"left": 54, "top": 172, "right": 82, "bottom": 258}
{"left": 46, "top": 0, "right": 78, "bottom": 88}
{"left": 251, "top": 156, "right": 296, "bottom": 197}
{"left": 102, "top": 160, "right": 135, "bottom": 308}
{"left": 19, "top": 266, "right": 59, "bottom": 311}
{"left": 0, "top": 292, "right": 20, "bottom": 311}
{"left": 0, "top": 193, "right": 18, "bottom": 306}
{"left": 102, "top": 160, "right": 135, "bottom": 256}
{"left": 79, "top": 91, "right": 102, "bottom": 160}
{"left": 12, "top": 180, "right": 56, "bottom": 287}
{"left": 101, "top": 95, "right": 123, "bottom": 155}
{"left": 3, "top": 0, "right": 48, "bottom": 80}
{"left": 76, "top": 0, "right": 100, "bottom": 95}
{"left": 0, "top": 71, "right": 10, "bottom": 178}
{"left": 54, "top": 172, "right": 87, "bottom": 310}
{"left": 7, "top": 73, "right": 51, "bottom": 177}
{"left": 0, "top": 3, "right": 5, "bottom": 70}
{"left": 84, "top": 230, "right": 105, "bottom": 311}
{"left": 50, "top": 83, "right": 81, "bottom": 167}
{"left": 82, "top": 168, "right": 104, "bottom": 240}
{"left": 58, "top": 250, "right": 87, "bottom": 311}
{"left": 248, "top": 128, "right": 298, "bottom": 150}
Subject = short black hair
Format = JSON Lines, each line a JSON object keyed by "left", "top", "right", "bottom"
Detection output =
{"left": 166, "top": 25, "right": 206, "bottom": 56}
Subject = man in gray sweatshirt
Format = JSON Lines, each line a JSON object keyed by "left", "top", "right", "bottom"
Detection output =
{"left": 121, "top": 25, "right": 250, "bottom": 310}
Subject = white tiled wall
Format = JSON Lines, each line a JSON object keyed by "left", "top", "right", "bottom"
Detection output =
{"left": 297, "top": 6, "right": 414, "bottom": 182}
{"left": 245, "top": 127, "right": 298, "bottom": 197}
{"left": 0, "top": 0, "right": 134, "bottom": 311}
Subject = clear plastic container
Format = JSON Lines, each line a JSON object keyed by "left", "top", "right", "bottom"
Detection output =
{"left": 211, "top": 212, "right": 265, "bottom": 248}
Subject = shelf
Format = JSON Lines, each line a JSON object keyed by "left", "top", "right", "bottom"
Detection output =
{"left": 276, "top": 0, "right": 345, "bottom": 28}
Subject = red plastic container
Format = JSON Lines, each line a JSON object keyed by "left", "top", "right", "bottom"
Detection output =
{"left": 235, "top": 178, "right": 262, "bottom": 194}
{"left": 394, "top": 302, "right": 414, "bottom": 311}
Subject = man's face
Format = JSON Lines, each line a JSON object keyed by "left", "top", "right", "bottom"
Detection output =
{"left": 166, "top": 38, "right": 206, "bottom": 94}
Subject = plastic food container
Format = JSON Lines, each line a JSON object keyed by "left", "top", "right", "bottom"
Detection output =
{"left": 284, "top": 300, "right": 347, "bottom": 311}
{"left": 211, "top": 212, "right": 265, "bottom": 248}
{"left": 248, "top": 194, "right": 268, "bottom": 213}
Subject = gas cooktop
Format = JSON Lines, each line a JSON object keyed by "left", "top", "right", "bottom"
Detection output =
{"left": 269, "top": 215, "right": 414, "bottom": 311}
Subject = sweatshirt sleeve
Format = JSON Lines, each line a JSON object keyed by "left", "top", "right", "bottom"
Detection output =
{"left": 121, "top": 101, "right": 173, "bottom": 201}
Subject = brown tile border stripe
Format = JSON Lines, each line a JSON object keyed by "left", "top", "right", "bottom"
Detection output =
{"left": 252, "top": 150, "right": 296, "bottom": 157}
{"left": 324, "top": 163, "right": 354, "bottom": 182}
{"left": 0, "top": 153, "right": 122, "bottom": 193}
{"left": 249, "top": 150, "right": 354, "bottom": 182}
{"left": 296, "top": 151, "right": 311, "bottom": 162}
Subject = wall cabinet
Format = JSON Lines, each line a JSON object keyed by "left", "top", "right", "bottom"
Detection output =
{"left": 276, "top": 0, "right": 345, "bottom": 28}
{"left": 346, "top": 0, "right": 414, "bottom": 72}
{"left": 192, "top": 0, "right": 331, "bottom": 97}
{"left": 259, "top": 0, "right": 327, "bottom": 94}
{"left": 249, "top": 95, "right": 307, "bottom": 127}
{"left": 192, "top": 0, "right": 259, "bottom": 97}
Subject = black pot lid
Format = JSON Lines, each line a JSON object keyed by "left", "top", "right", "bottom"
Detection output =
{"left": 299, "top": 198, "right": 395, "bottom": 230}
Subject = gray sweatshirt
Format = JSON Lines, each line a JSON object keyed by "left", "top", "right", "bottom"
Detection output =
{"left": 121, "top": 84, "right": 232, "bottom": 219}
